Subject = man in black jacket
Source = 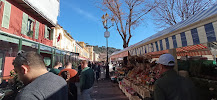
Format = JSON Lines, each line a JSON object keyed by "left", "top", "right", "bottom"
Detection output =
{"left": 154, "top": 54, "right": 197, "bottom": 100}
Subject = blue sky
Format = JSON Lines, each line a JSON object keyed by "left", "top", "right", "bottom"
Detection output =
{"left": 57, "top": 0, "right": 159, "bottom": 49}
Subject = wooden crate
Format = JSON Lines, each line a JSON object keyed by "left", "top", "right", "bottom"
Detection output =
{"left": 130, "top": 96, "right": 142, "bottom": 100}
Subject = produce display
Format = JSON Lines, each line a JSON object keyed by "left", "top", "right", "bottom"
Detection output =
{"left": 125, "top": 55, "right": 160, "bottom": 87}
{"left": 118, "top": 55, "right": 161, "bottom": 99}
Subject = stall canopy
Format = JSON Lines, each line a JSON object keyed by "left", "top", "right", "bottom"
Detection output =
{"left": 78, "top": 56, "right": 89, "bottom": 60}
{"left": 111, "top": 4, "right": 217, "bottom": 58}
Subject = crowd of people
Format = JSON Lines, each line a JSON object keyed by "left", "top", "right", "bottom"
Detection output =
{"left": 11, "top": 51, "right": 97, "bottom": 100}
{"left": 2, "top": 50, "right": 198, "bottom": 100}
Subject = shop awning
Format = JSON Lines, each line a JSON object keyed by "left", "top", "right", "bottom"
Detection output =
{"left": 111, "top": 4, "right": 217, "bottom": 57}
{"left": 78, "top": 56, "right": 89, "bottom": 60}
{"left": 110, "top": 51, "right": 128, "bottom": 59}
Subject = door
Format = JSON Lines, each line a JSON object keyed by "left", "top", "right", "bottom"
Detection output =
{"left": 0, "top": 52, "right": 5, "bottom": 76}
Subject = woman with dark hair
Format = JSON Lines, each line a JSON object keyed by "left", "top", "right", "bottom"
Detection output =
{"left": 60, "top": 70, "right": 78, "bottom": 100}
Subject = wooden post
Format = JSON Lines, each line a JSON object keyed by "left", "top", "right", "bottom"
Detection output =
{"left": 168, "top": 48, "right": 178, "bottom": 72}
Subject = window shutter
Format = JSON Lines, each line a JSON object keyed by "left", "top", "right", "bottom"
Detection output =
{"left": 44, "top": 25, "right": 48, "bottom": 38}
{"left": 2, "top": 1, "right": 11, "bottom": 29}
{"left": 50, "top": 28, "right": 54, "bottom": 40}
{"left": 34, "top": 21, "right": 39, "bottom": 39}
{"left": 21, "top": 13, "right": 28, "bottom": 35}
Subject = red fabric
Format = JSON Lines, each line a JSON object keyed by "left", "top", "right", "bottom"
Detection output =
{"left": 57, "top": 34, "right": 61, "bottom": 42}
{"left": 59, "top": 68, "right": 77, "bottom": 78}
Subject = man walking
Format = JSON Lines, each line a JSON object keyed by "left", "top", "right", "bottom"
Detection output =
{"left": 13, "top": 51, "right": 68, "bottom": 100}
{"left": 50, "top": 61, "right": 62, "bottom": 75}
{"left": 154, "top": 54, "right": 197, "bottom": 100}
{"left": 80, "top": 60, "right": 95, "bottom": 100}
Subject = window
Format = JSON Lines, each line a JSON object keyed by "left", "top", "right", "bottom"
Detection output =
{"left": 205, "top": 23, "right": 216, "bottom": 42}
{"left": 45, "top": 26, "right": 51, "bottom": 40}
{"left": 172, "top": 35, "right": 177, "bottom": 48}
{"left": 159, "top": 40, "right": 163, "bottom": 50}
{"left": 21, "top": 13, "right": 35, "bottom": 37}
{"left": 165, "top": 38, "right": 169, "bottom": 49}
{"left": 155, "top": 42, "right": 159, "bottom": 51}
{"left": 191, "top": 28, "right": 200, "bottom": 45}
{"left": 180, "top": 32, "right": 187, "bottom": 47}
{"left": 27, "top": 19, "right": 34, "bottom": 37}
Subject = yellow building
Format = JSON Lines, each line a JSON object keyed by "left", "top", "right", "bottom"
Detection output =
{"left": 75, "top": 42, "right": 89, "bottom": 60}
{"left": 86, "top": 46, "right": 94, "bottom": 61}
{"left": 93, "top": 52, "right": 99, "bottom": 62}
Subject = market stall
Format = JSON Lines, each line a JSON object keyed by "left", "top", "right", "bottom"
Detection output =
{"left": 111, "top": 4, "right": 217, "bottom": 100}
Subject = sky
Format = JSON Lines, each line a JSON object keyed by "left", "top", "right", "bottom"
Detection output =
{"left": 57, "top": 0, "right": 160, "bottom": 49}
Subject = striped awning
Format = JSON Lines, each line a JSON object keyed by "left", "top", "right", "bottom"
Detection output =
{"left": 111, "top": 4, "right": 217, "bottom": 58}
{"left": 177, "top": 50, "right": 212, "bottom": 56}
{"left": 176, "top": 44, "right": 208, "bottom": 52}
{"left": 110, "top": 51, "right": 128, "bottom": 59}
{"left": 78, "top": 56, "right": 89, "bottom": 60}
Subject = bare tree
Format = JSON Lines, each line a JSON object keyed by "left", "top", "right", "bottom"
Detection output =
{"left": 100, "top": 0, "right": 157, "bottom": 48}
{"left": 153, "top": 0, "right": 214, "bottom": 28}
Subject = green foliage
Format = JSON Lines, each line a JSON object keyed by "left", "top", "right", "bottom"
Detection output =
{"left": 27, "top": 31, "right": 33, "bottom": 37}
{"left": 9, "top": 70, "right": 24, "bottom": 92}
{"left": 72, "top": 61, "right": 79, "bottom": 68}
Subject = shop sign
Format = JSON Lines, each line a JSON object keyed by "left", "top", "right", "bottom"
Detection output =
{"left": 56, "top": 50, "right": 61, "bottom": 54}
{"left": 40, "top": 45, "right": 52, "bottom": 52}
{"left": 0, "top": 35, "right": 19, "bottom": 44}
{"left": 22, "top": 41, "right": 38, "bottom": 48}
{"left": 62, "top": 52, "right": 66, "bottom": 55}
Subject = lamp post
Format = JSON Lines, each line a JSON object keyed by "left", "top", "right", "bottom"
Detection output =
{"left": 102, "top": 13, "right": 115, "bottom": 79}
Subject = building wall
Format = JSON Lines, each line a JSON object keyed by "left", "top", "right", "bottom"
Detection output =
{"left": 0, "top": 0, "right": 59, "bottom": 78}
{"left": 53, "top": 25, "right": 74, "bottom": 52}
{"left": 0, "top": 0, "right": 53, "bottom": 46}
{"left": 86, "top": 46, "right": 93, "bottom": 61}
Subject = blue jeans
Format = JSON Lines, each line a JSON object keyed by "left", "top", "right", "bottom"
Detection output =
{"left": 81, "top": 87, "right": 93, "bottom": 100}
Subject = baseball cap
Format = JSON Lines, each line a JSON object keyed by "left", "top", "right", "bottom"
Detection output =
{"left": 156, "top": 54, "right": 175, "bottom": 66}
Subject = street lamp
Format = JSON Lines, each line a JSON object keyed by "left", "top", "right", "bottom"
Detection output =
{"left": 102, "top": 13, "right": 115, "bottom": 79}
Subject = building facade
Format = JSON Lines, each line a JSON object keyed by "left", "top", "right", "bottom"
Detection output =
{"left": 86, "top": 46, "right": 94, "bottom": 61}
{"left": 93, "top": 52, "right": 99, "bottom": 62}
{"left": 0, "top": 0, "right": 65, "bottom": 78}
{"left": 77, "top": 42, "right": 89, "bottom": 60}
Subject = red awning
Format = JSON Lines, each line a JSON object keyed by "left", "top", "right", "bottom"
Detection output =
{"left": 176, "top": 44, "right": 207, "bottom": 52}
{"left": 176, "top": 44, "right": 211, "bottom": 56}
{"left": 110, "top": 51, "right": 128, "bottom": 59}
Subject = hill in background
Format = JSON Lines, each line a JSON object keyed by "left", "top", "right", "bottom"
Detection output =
{"left": 93, "top": 45, "right": 121, "bottom": 55}
{"left": 91, "top": 45, "right": 121, "bottom": 61}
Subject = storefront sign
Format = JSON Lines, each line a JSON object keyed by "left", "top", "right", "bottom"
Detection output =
{"left": 22, "top": 41, "right": 38, "bottom": 48}
{"left": 56, "top": 50, "right": 61, "bottom": 54}
{"left": 40, "top": 45, "right": 52, "bottom": 52}
{"left": 0, "top": 35, "right": 19, "bottom": 44}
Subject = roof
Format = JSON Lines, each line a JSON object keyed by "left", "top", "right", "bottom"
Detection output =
{"left": 111, "top": 4, "right": 217, "bottom": 56}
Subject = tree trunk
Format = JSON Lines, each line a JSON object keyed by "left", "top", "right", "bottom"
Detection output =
{"left": 123, "top": 40, "right": 128, "bottom": 67}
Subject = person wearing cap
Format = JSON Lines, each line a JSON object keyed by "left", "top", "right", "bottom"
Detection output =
{"left": 58, "top": 62, "right": 79, "bottom": 82}
{"left": 59, "top": 61, "right": 79, "bottom": 100}
{"left": 154, "top": 54, "right": 197, "bottom": 100}
{"left": 60, "top": 70, "right": 78, "bottom": 100}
